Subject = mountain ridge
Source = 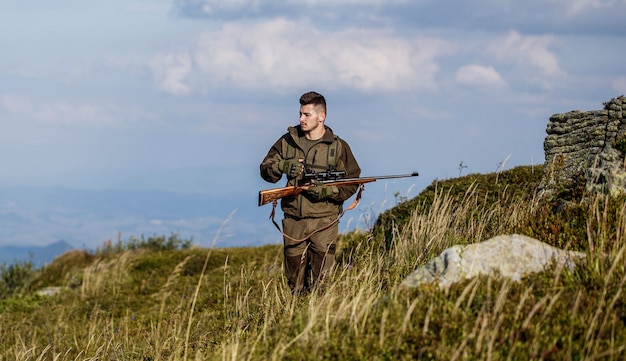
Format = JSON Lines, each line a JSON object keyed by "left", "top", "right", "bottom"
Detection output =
{"left": 0, "top": 185, "right": 279, "bottom": 254}
{"left": 0, "top": 240, "right": 75, "bottom": 267}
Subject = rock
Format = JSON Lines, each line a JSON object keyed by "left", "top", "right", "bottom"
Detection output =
{"left": 540, "top": 95, "right": 626, "bottom": 197}
{"left": 36, "top": 286, "right": 67, "bottom": 297}
{"left": 400, "top": 234, "right": 586, "bottom": 289}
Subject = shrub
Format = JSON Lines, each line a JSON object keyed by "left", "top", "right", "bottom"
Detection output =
{"left": 96, "top": 233, "right": 193, "bottom": 256}
{"left": 0, "top": 260, "right": 37, "bottom": 299}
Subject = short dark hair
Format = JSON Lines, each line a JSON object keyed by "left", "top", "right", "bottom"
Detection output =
{"left": 299, "top": 91, "right": 326, "bottom": 114}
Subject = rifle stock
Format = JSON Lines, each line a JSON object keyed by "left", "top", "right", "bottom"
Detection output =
{"left": 258, "top": 171, "right": 418, "bottom": 206}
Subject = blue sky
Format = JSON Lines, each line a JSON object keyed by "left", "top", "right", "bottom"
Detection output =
{"left": 1, "top": 0, "right": 625, "bottom": 247}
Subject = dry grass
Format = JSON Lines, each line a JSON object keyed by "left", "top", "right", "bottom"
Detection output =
{"left": 1, "top": 166, "right": 625, "bottom": 360}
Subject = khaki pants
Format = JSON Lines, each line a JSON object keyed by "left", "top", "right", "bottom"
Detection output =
{"left": 282, "top": 215, "right": 338, "bottom": 294}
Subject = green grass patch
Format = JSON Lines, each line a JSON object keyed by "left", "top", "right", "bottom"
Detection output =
{"left": 1, "top": 165, "right": 625, "bottom": 360}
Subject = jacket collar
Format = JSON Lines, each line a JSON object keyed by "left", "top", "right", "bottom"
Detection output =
{"left": 288, "top": 125, "right": 335, "bottom": 144}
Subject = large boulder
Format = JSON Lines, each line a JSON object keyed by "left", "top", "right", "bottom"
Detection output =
{"left": 400, "top": 234, "right": 586, "bottom": 289}
{"left": 539, "top": 95, "right": 626, "bottom": 197}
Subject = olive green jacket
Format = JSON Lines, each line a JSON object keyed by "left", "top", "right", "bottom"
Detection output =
{"left": 260, "top": 125, "right": 361, "bottom": 218}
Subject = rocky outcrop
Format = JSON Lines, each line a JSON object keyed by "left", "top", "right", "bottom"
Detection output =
{"left": 540, "top": 95, "right": 626, "bottom": 197}
{"left": 400, "top": 234, "right": 586, "bottom": 289}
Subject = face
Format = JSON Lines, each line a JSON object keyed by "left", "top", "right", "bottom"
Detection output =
{"left": 299, "top": 104, "right": 325, "bottom": 133}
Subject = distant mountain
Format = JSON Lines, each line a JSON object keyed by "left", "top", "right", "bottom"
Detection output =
{"left": 0, "top": 240, "right": 75, "bottom": 268}
{"left": 0, "top": 186, "right": 280, "bottom": 252}
{"left": 0, "top": 165, "right": 395, "bottom": 253}
{"left": 0, "top": 165, "right": 406, "bottom": 254}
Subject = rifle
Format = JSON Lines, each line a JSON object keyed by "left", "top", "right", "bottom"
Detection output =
{"left": 258, "top": 171, "right": 419, "bottom": 206}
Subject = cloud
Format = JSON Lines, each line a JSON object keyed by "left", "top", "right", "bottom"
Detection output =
{"left": 172, "top": 0, "right": 260, "bottom": 18}
{"left": 486, "top": 31, "right": 565, "bottom": 90}
{"left": 613, "top": 77, "right": 626, "bottom": 95}
{"left": 149, "top": 52, "right": 193, "bottom": 96}
{"left": 173, "top": 0, "right": 406, "bottom": 17}
{"left": 456, "top": 65, "right": 505, "bottom": 87}
{"left": 0, "top": 93, "right": 151, "bottom": 128}
{"left": 561, "top": 0, "right": 616, "bottom": 14}
{"left": 171, "top": 0, "right": 626, "bottom": 36}
{"left": 288, "top": 0, "right": 405, "bottom": 4}
{"left": 149, "top": 19, "right": 452, "bottom": 96}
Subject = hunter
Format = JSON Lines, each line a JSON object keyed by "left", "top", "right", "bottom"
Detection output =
{"left": 259, "top": 91, "right": 361, "bottom": 294}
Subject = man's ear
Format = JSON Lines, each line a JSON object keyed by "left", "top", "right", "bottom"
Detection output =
{"left": 319, "top": 111, "right": 326, "bottom": 123}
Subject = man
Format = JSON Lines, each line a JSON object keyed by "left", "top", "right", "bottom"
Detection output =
{"left": 260, "top": 91, "right": 361, "bottom": 294}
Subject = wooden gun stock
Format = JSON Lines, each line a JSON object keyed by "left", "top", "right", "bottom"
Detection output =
{"left": 258, "top": 171, "right": 419, "bottom": 206}
{"left": 258, "top": 185, "right": 304, "bottom": 207}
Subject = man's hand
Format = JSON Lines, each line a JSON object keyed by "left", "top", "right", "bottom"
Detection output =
{"left": 306, "top": 183, "right": 335, "bottom": 201}
{"left": 278, "top": 159, "right": 304, "bottom": 178}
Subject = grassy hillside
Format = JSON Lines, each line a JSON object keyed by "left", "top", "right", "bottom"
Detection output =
{"left": 1, "top": 165, "right": 625, "bottom": 360}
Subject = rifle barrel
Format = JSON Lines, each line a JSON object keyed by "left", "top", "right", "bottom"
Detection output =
{"left": 320, "top": 171, "right": 419, "bottom": 183}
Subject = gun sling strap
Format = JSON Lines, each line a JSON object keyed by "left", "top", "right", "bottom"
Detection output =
{"left": 269, "top": 184, "right": 365, "bottom": 243}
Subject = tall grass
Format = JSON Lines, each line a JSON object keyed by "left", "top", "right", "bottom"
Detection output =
{"left": 218, "top": 179, "right": 624, "bottom": 360}
{"left": 1, "top": 166, "right": 625, "bottom": 360}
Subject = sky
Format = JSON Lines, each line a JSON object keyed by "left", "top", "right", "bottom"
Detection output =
{"left": 1, "top": 0, "right": 625, "bottom": 248}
